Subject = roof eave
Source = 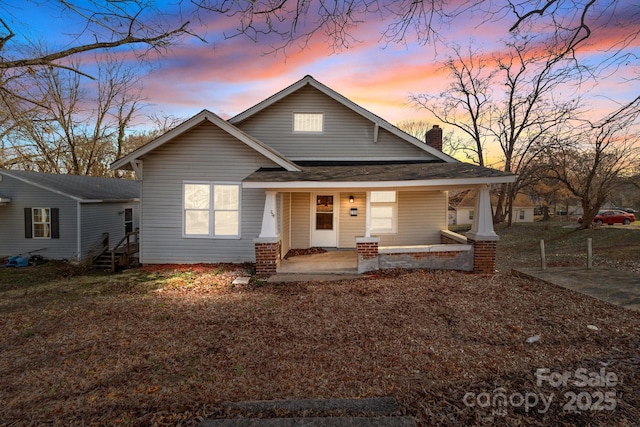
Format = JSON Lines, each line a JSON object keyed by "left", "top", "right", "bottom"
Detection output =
{"left": 0, "top": 171, "right": 83, "bottom": 201}
{"left": 79, "top": 198, "right": 140, "bottom": 204}
{"left": 243, "top": 175, "right": 516, "bottom": 189}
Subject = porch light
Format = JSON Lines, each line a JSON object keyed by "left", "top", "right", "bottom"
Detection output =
{"left": 349, "top": 195, "right": 355, "bottom": 203}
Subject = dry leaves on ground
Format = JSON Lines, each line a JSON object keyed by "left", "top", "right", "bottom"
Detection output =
{"left": 0, "top": 265, "right": 638, "bottom": 426}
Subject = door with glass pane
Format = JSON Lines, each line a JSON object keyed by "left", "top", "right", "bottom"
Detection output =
{"left": 311, "top": 193, "right": 338, "bottom": 247}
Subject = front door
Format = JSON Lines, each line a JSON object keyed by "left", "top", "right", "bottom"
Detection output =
{"left": 311, "top": 193, "right": 338, "bottom": 247}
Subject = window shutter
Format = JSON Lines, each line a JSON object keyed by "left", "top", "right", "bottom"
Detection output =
{"left": 24, "top": 208, "right": 33, "bottom": 238}
{"left": 51, "top": 208, "right": 60, "bottom": 239}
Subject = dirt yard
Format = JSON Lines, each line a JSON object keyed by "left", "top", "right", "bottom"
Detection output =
{"left": 0, "top": 222, "right": 639, "bottom": 426}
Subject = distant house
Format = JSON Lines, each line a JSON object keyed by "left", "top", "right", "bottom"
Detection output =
{"left": 111, "top": 75, "right": 515, "bottom": 274}
{"left": 0, "top": 170, "right": 139, "bottom": 262}
{"left": 451, "top": 190, "right": 535, "bottom": 225}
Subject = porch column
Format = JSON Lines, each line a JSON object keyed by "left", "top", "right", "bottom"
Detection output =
{"left": 365, "top": 191, "right": 371, "bottom": 238}
{"left": 356, "top": 236, "right": 379, "bottom": 273}
{"left": 466, "top": 185, "right": 499, "bottom": 274}
{"left": 259, "top": 191, "right": 278, "bottom": 239}
{"left": 254, "top": 191, "right": 280, "bottom": 275}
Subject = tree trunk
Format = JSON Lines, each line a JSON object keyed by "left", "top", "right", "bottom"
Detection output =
{"left": 579, "top": 200, "right": 599, "bottom": 229}
{"left": 542, "top": 206, "right": 551, "bottom": 221}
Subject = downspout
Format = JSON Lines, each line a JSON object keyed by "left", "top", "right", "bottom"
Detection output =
{"left": 77, "top": 201, "right": 82, "bottom": 261}
{"left": 139, "top": 180, "right": 143, "bottom": 265}
{"left": 288, "top": 193, "right": 292, "bottom": 252}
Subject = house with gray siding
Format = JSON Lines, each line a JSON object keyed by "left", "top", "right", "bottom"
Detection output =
{"left": 111, "top": 75, "right": 515, "bottom": 274}
{"left": 0, "top": 170, "right": 139, "bottom": 262}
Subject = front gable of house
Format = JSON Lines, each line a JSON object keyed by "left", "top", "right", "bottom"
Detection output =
{"left": 111, "top": 110, "right": 299, "bottom": 175}
{"left": 139, "top": 120, "right": 285, "bottom": 183}
{"left": 231, "top": 78, "right": 447, "bottom": 162}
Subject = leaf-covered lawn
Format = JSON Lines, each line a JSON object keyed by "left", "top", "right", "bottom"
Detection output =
{"left": 1, "top": 263, "right": 638, "bottom": 426}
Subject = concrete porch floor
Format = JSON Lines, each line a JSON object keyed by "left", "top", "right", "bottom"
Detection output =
{"left": 277, "top": 250, "right": 358, "bottom": 274}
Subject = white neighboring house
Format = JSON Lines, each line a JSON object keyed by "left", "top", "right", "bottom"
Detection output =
{"left": 0, "top": 170, "right": 139, "bottom": 261}
{"left": 453, "top": 190, "right": 535, "bottom": 225}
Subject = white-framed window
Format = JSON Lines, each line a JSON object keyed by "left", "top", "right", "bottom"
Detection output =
{"left": 519, "top": 210, "right": 525, "bottom": 220}
{"left": 370, "top": 191, "right": 397, "bottom": 234}
{"left": 293, "top": 112, "right": 323, "bottom": 133}
{"left": 32, "top": 207, "right": 51, "bottom": 239}
{"left": 469, "top": 210, "right": 475, "bottom": 221}
{"left": 183, "top": 182, "right": 240, "bottom": 238}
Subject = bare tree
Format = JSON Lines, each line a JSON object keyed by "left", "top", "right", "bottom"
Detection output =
{"left": 489, "top": 33, "right": 581, "bottom": 225}
{"left": 412, "top": 33, "right": 581, "bottom": 225}
{"left": 191, "top": 0, "right": 484, "bottom": 52}
{"left": 0, "top": 2, "right": 193, "bottom": 73}
{"left": 3, "top": 56, "right": 145, "bottom": 176}
{"left": 411, "top": 45, "right": 496, "bottom": 166}
{"left": 546, "top": 100, "right": 640, "bottom": 229}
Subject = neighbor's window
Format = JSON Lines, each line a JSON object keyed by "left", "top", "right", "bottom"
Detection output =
{"left": 32, "top": 208, "right": 51, "bottom": 238}
{"left": 124, "top": 208, "right": 133, "bottom": 233}
{"left": 370, "top": 191, "right": 397, "bottom": 233}
{"left": 469, "top": 210, "right": 475, "bottom": 221}
{"left": 519, "top": 210, "right": 525, "bottom": 220}
{"left": 183, "top": 182, "right": 240, "bottom": 238}
{"left": 293, "top": 113, "right": 323, "bottom": 133}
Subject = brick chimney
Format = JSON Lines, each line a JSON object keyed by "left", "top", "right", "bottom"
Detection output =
{"left": 425, "top": 125, "right": 443, "bottom": 151}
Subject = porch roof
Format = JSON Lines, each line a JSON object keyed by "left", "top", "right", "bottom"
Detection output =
{"left": 243, "top": 162, "right": 515, "bottom": 189}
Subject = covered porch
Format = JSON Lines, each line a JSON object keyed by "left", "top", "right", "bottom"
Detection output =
{"left": 245, "top": 162, "right": 515, "bottom": 276}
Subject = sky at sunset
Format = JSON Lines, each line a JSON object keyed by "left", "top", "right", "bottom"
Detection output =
{"left": 6, "top": 1, "right": 640, "bottom": 135}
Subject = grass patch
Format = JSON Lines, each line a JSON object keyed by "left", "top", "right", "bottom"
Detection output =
{"left": 496, "top": 221, "right": 640, "bottom": 271}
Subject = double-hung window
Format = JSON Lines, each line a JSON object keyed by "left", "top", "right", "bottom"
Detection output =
{"left": 183, "top": 182, "right": 240, "bottom": 238}
{"left": 32, "top": 208, "right": 51, "bottom": 238}
{"left": 369, "top": 191, "right": 397, "bottom": 234}
{"left": 24, "top": 207, "right": 58, "bottom": 239}
{"left": 293, "top": 113, "right": 323, "bottom": 133}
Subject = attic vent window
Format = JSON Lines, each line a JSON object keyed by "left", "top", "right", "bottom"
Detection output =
{"left": 293, "top": 113, "right": 323, "bottom": 133}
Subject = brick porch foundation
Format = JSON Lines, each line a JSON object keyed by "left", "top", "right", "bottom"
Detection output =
{"left": 356, "top": 237, "right": 379, "bottom": 273}
{"left": 467, "top": 238, "right": 497, "bottom": 274}
{"left": 254, "top": 240, "right": 280, "bottom": 275}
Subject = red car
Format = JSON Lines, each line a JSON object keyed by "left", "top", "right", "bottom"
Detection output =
{"left": 584, "top": 210, "right": 636, "bottom": 225}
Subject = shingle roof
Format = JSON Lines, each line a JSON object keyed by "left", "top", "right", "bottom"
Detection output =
{"left": 243, "top": 162, "right": 515, "bottom": 185}
{"left": 0, "top": 170, "right": 139, "bottom": 201}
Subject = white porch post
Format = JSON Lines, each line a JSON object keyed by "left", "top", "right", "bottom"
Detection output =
{"left": 466, "top": 185, "right": 498, "bottom": 241}
{"left": 466, "top": 185, "right": 499, "bottom": 274}
{"left": 258, "top": 190, "right": 279, "bottom": 239}
{"left": 365, "top": 191, "right": 371, "bottom": 238}
{"left": 255, "top": 190, "right": 280, "bottom": 275}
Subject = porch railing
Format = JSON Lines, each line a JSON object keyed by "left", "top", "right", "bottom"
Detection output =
{"left": 109, "top": 230, "right": 140, "bottom": 272}
{"left": 88, "top": 232, "right": 109, "bottom": 264}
